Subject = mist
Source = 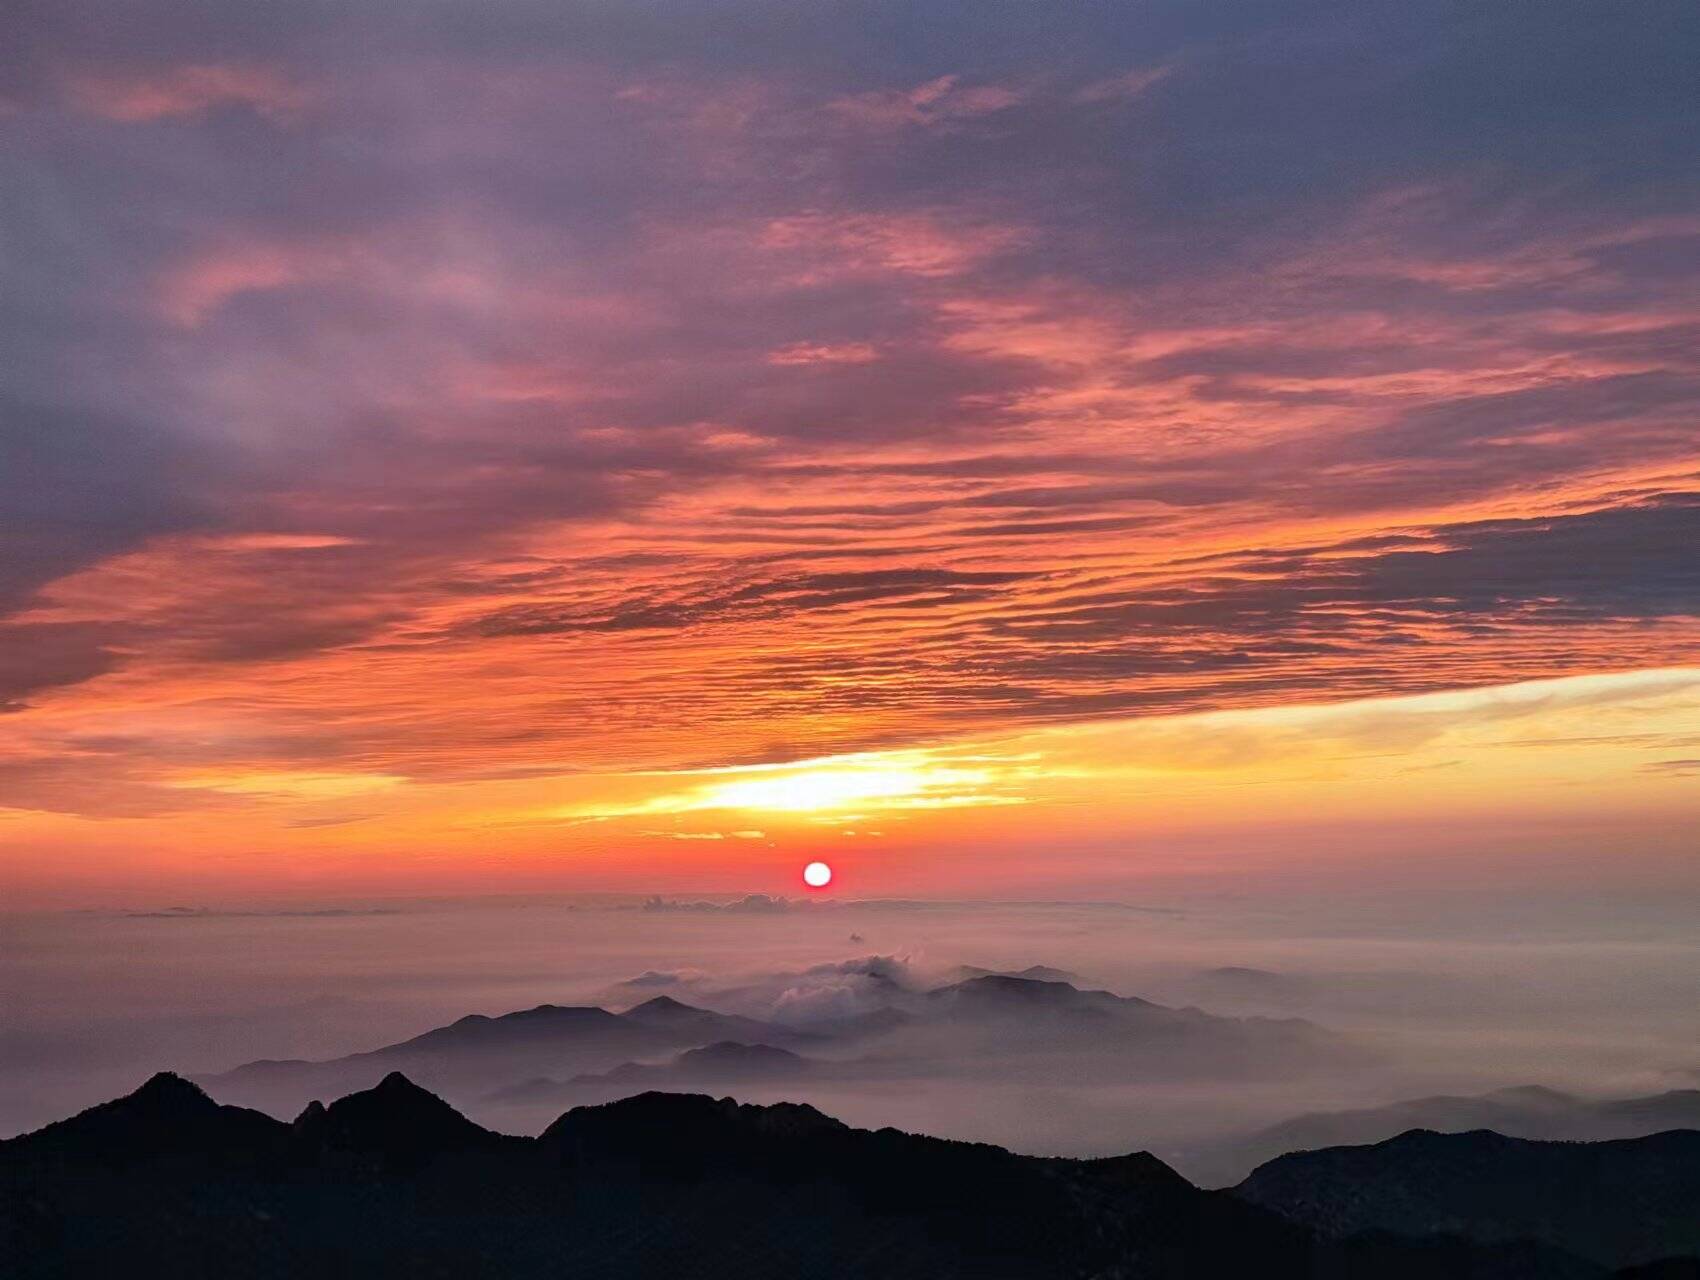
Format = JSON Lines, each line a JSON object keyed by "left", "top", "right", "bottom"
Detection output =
{"left": 5, "top": 889, "right": 1697, "bottom": 1185}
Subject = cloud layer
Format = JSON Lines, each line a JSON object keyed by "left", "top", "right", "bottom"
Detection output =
{"left": 2, "top": 0, "right": 1697, "bottom": 843}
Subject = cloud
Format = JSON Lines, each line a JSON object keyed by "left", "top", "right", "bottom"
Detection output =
{"left": 2, "top": 0, "right": 1697, "bottom": 822}
{"left": 766, "top": 342, "right": 881, "bottom": 366}
{"left": 1643, "top": 758, "right": 1700, "bottom": 777}
{"left": 465, "top": 568, "right": 1043, "bottom": 637}
{"left": 826, "top": 75, "right": 1023, "bottom": 131}
{"left": 0, "top": 624, "right": 120, "bottom": 709}
{"left": 119, "top": 905, "right": 396, "bottom": 918}
{"left": 67, "top": 63, "right": 311, "bottom": 123}
{"left": 1072, "top": 66, "right": 1173, "bottom": 104}
{"left": 619, "top": 969, "right": 703, "bottom": 988}
{"left": 641, "top": 893, "right": 790, "bottom": 914}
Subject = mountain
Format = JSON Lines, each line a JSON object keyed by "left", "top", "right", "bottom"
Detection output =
{"left": 949, "top": 963, "right": 1084, "bottom": 985}
{"left": 1185, "top": 1086, "right": 1700, "bottom": 1186}
{"left": 202, "top": 996, "right": 805, "bottom": 1116}
{"left": 619, "top": 995, "right": 819, "bottom": 1047}
{"left": 574, "top": 1041, "right": 812, "bottom": 1086}
{"left": 292, "top": 1070, "right": 516, "bottom": 1170}
{"left": 2, "top": 1071, "right": 285, "bottom": 1164}
{"left": 3, "top": 1074, "right": 1654, "bottom": 1278}
{"left": 487, "top": 1042, "right": 813, "bottom": 1108}
{"left": 203, "top": 975, "right": 1357, "bottom": 1124}
{"left": 1237, "top": 1127, "right": 1700, "bottom": 1269}
{"left": 908, "top": 975, "right": 1353, "bottom": 1079}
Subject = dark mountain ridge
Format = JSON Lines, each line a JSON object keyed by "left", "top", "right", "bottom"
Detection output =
{"left": 1237, "top": 1126, "right": 1700, "bottom": 1268}
{"left": 1186, "top": 1084, "right": 1700, "bottom": 1186}
{"left": 6, "top": 1073, "right": 1692, "bottom": 1278}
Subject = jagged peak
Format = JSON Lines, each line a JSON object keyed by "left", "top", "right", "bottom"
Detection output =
{"left": 130, "top": 1071, "right": 216, "bottom": 1107}
{"left": 323, "top": 1070, "right": 471, "bottom": 1121}
{"left": 296, "top": 1071, "right": 499, "bottom": 1165}
{"left": 627, "top": 995, "right": 695, "bottom": 1014}
{"left": 6, "top": 1068, "right": 285, "bottom": 1156}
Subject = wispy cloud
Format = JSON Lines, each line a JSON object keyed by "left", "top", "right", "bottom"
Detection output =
{"left": 2, "top": 0, "right": 1696, "bottom": 887}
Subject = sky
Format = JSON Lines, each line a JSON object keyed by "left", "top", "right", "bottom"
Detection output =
{"left": 3, "top": 0, "right": 1698, "bottom": 907}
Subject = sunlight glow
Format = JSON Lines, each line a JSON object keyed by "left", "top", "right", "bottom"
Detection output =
{"left": 693, "top": 766, "right": 956, "bottom": 812}
{"left": 546, "top": 752, "right": 1029, "bottom": 825}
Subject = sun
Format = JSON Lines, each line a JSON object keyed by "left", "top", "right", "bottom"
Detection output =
{"left": 802, "top": 860, "right": 833, "bottom": 889}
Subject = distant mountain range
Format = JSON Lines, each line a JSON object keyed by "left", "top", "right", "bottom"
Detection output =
{"left": 202, "top": 973, "right": 1354, "bottom": 1118}
{"left": 950, "top": 963, "right": 1084, "bottom": 985}
{"left": 9, "top": 1072, "right": 1696, "bottom": 1277}
{"left": 200, "top": 994, "right": 816, "bottom": 1113}
{"left": 1183, "top": 1085, "right": 1700, "bottom": 1187}
{"left": 917, "top": 972, "right": 1337, "bottom": 1061}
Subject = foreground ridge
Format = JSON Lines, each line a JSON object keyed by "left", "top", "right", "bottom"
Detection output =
{"left": 3, "top": 1074, "right": 1696, "bottom": 1278}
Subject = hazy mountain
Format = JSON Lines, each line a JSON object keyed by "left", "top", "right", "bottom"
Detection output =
{"left": 903, "top": 975, "right": 1353, "bottom": 1080}
{"left": 573, "top": 1041, "right": 811, "bottom": 1086}
{"left": 202, "top": 997, "right": 805, "bottom": 1116}
{"left": 491, "top": 978, "right": 1341, "bottom": 1109}
{"left": 1237, "top": 1127, "right": 1700, "bottom": 1269}
{"left": 2, "top": 1073, "right": 1653, "bottom": 1279}
{"left": 949, "top": 964, "right": 1085, "bottom": 986}
{"left": 484, "top": 1042, "right": 817, "bottom": 1105}
{"left": 1186, "top": 966, "right": 1314, "bottom": 1006}
{"left": 1185, "top": 1086, "right": 1700, "bottom": 1186}
{"left": 205, "top": 974, "right": 1361, "bottom": 1124}
{"left": 619, "top": 995, "right": 822, "bottom": 1047}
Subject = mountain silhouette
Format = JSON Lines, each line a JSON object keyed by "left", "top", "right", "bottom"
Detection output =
{"left": 202, "top": 996, "right": 804, "bottom": 1115}
{"left": 204, "top": 976, "right": 1361, "bottom": 1121}
{"left": 1186, "top": 1085, "right": 1700, "bottom": 1186}
{"left": 619, "top": 995, "right": 820, "bottom": 1046}
{"left": 950, "top": 963, "right": 1084, "bottom": 985}
{"left": 6, "top": 1074, "right": 1688, "bottom": 1277}
{"left": 1237, "top": 1126, "right": 1700, "bottom": 1268}
{"left": 292, "top": 1070, "right": 515, "bottom": 1170}
{"left": 3, "top": 1071, "right": 285, "bottom": 1164}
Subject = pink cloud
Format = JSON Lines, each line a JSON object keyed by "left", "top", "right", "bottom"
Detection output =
{"left": 761, "top": 211, "right": 1028, "bottom": 279}
{"left": 68, "top": 63, "right": 311, "bottom": 123}
{"left": 767, "top": 342, "right": 881, "bottom": 366}
{"left": 827, "top": 75, "right": 1023, "bottom": 130}
{"left": 1073, "top": 66, "right": 1173, "bottom": 104}
{"left": 156, "top": 241, "right": 349, "bottom": 327}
